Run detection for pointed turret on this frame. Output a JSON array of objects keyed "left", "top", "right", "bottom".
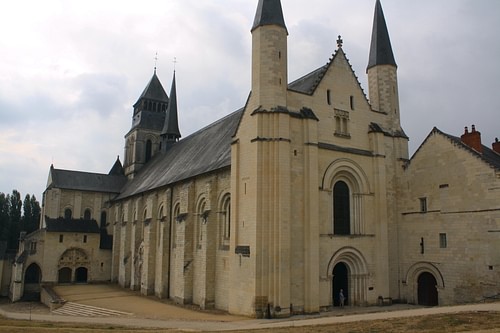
[
  {"left": 161, "top": 72, "right": 181, "bottom": 149},
  {"left": 367, "top": 0, "right": 397, "bottom": 71},
  {"left": 108, "top": 156, "right": 125, "bottom": 176},
  {"left": 252, "top": 0, "right": 287, "bottom": 33},
  {"left": 366, "top": 0, "right": 400, "bottom": 129},
  {"left": 251, "top": 0, "right": 288, "bottom": 108}
]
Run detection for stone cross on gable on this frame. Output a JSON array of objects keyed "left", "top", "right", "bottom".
[{"left": 337, "top": 35, "right": 343, "bottom": 48}]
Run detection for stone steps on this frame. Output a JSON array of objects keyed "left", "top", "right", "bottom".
[{"left": 52, "top": 301, "right": 132, "bottom": 317}]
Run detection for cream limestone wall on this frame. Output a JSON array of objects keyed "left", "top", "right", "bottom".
[
  {"left": 399, "top": 132, "right": 500, "bottom": 304},
  {"left": 114, "top": 169, "right": 232, "bottom": 310},
  {"left": 42, "top": 188, "right": 114, "bottom": 235}
]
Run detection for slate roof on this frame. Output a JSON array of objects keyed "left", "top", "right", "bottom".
[
  {"left": 367, "top": 0, "right": 397, "bottom": 70},
  {"left": 45, "top": 216, "right": 100, "bottom": 233},
  {"left": 117, "top": 108, "right": 244, "bottom": 199},
  {"left": 48, "top": 166, "right": 127, "bottom": 193},
  {"left": 161, "top": 72, "right": 181, "bottom": 138},
  {"left": 133, "top": 71, "right": 169, "bottom": 106},
  {"left": 288, "top": 66, "right": 327, "bottom": 95},
  {"left": 252, "top": 0, "right": 287, "bottom": 33},
  {"left": 108, "top": 157, "right": 125, "bottom": 176}
]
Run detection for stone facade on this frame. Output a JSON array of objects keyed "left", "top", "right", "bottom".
[
  {"left": 8, "top": 0, "right": 499, "bottom": 317},
  {"left": 399, "top": 128, "right": 500, "bottom": 305}
]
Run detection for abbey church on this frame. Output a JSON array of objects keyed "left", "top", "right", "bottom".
[{"left": 7, "top": 0, "right": 499, "bottom": 317}]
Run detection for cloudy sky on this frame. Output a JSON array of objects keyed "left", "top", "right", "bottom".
[{"left": 1, "top": 0, "right": 499, "bottom": 199}]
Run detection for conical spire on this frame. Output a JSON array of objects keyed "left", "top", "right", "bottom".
[
  {"left": 161, "top": 72, "right": 181, "bottom": 143},
  {"left": 367, "top": 0, "right": 397, "bottom": 71},
  {"left": 108, "top": 156, "right": 124, "bottom": 176},
  {"left": 252, "top": 0, "right": 287, "bottom": 33}
]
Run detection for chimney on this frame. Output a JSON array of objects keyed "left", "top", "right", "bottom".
[
  {"left": 460, "top": 125, "right": 483, "bottom": 153},
  {"left": 493, "top": 138, "right": 500, "bottom": 154}
]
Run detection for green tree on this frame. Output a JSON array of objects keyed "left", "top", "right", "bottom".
[
  {"left": 0, "top": 193, "right": 9, "bottom": 243},
  {"left": 8, "top": 190, "right": 22, "bottom": 249},
  {"left": 22, "top": 194, "right": 41, "bottom": 234}
]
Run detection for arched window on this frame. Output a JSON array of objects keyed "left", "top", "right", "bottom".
[
  {"left": 145, "top": 139, "right": 152, "bottom": 163},
  {"left": 197, "top": 199, "right": 207, "bottom": 248},
  {"left": 100, "top": 211, "right": 107, "bottom": 228},
  {"left": 333, "top": 181, "right": 350, "bottom": 235},
  {"left": 64, "top": 208, "right": 72, "bottom": 219},
  {"left": 84, "top": 209, "right": 91, "bottom": 220},
  {"left": 222, "top": 196, "right": 231, "bottom": 240},
  {"left": 172, "top": 203, "right": 180, "bottom": 249},
  {"left": 219, "top": 195, "right": 231, "bottom": 251}
]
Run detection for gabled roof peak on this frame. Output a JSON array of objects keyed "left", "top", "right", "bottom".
[
  {"left": 252, "top": 0, "right": 288, "bottom": 33},
  {"left": 367, "top": 0, "right": 397, "bottom": 71}
]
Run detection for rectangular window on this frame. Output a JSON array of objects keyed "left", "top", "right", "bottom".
[
  {"left": 419, "top": 197, "right": 427, "bottom": 213},
  {"left": 59, "top": 234, "right": 64, "bottom": 243},
  {"left": 83, "top": 235, "right": 87, "bottom": 243},
  {"left": 30, "top": 241, "right": 37, "bottom": 253},
  {"left": 439, "top": 233, "right": 447, "bottom": 248}
]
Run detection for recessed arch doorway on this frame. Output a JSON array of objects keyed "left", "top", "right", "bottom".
[
  {"left": 418, "top": 272, "right": 438, "bottom": 306},
  {"left": 332, "top": 262, "right": 349, "bottom": 306}
]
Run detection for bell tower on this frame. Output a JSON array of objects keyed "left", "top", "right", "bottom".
[{"left": 123, "top": 70, "right": 169, "bottom": 178}]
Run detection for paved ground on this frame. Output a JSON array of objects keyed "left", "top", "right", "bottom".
[{"left": 1, "top": 284, "right": 499, "bottom": 331}]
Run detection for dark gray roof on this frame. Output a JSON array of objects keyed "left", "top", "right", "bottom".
[
  {"left": 288, "top": 66, "right": 327, "bottom": 95},
  {"left": 45, "top": 217, "right": 100, "bottom": 233},
  {"left": 108, "top": 156, "right": 124, "bottom": 176},
  {"left": 367, "top": 0, "right": 397, "bottom": 71},
  {"left": 413, "top": 127, "right": 500, "bottom": 171},
  {"left": 133, "top": 71, "right": 169, "bottom": 106},
  {"left": 48, "top": 166, "right": 127, "bottom": 193},
  {"left": 252, "top": 0, "right": 287, "bottom": 33},
  {"left": 161, "top": 72, "right": 181, "bottom": 139},
  {"left": 117, "top": 109, "right": 244, "bottom": 199}
]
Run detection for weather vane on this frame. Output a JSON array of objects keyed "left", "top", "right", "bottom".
[
  {"left": 173, "top": 57, "right": 178, "bottom": 72},
  {"left": 154, "top": 52, "right": 158, "bottom": 72}
]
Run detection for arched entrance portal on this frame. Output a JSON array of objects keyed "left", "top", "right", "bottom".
[
  {"left": 418, "top": 272, "right": 438, "bottom": 306},
  {"left": 23, "top": 263, "right": 42, "bottom": 301},
  {"left": 75, "top": 267, "right": 88, "bottom": 283},
  {"left": 332, "top": 262, "right": 349, "bottom": 306},
  {"left": 25, "top": 263, "right": 41, "bottom": 284},
  {"left": 58, "top": 267, "right": 72, "bottom": 283}
]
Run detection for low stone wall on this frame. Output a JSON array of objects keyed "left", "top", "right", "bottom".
[{"left": 40, "top": 285, "right": 65, "bottom": 311}]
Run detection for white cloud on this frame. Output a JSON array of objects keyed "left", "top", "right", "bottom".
[{"left": 1, "top": 0, "right": 499, "bottom": 198}]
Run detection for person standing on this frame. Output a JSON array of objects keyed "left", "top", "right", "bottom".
[{"left": 339, "top": 289, "right": 345, "bottom": 308}]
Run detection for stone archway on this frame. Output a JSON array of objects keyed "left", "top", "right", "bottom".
[
  {"left": 58, "top": 248, "right": 90, "bottom": 284},
  {"left": 327, "top": 247, "right": 368, "bottom": 306},
  {"left": 58, "top": 267, "right": 72, "bottom": 283},
  {"left": 332, "top": 262, "right": 349, "bottom": 306},
  {"left": 75, "top": 267, "right": 88, "bottom": 283},
  {"left": 23, "top": 263, "right": 42, "bottom": 301},
  {"left": 24, "top": 263, "right": 41, "bottom": 284},
  {"left": 405, "top": 262, "right": 444, "bottom": 305}
]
